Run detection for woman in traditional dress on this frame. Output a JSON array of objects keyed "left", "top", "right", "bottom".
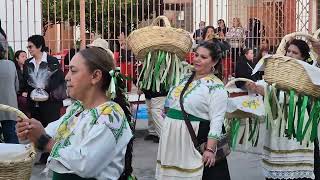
[
  {"left": 156, "top": 41, "right": 231, "bottom": 180},
  {"left": 16, "top": 47, "right": 133, "bottom": 180},
  {"left": 262, "top": 39, "right": 320, "bottom": 180}
]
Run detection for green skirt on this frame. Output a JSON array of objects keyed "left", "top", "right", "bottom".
[{"left": 52, "top": 172, "right": 96, "bottom": 180}]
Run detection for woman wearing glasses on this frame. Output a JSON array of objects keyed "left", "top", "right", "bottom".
[{"left": 22, "top": 35, "right": 65, "bottom": 164}]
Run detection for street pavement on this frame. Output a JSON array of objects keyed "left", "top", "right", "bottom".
[{"left": 31, "top": 119, "right": 265, "bottom": 180}]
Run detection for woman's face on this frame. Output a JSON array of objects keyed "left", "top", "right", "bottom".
[
  {"left": 218, "top": 20, "right": 224, "bottom": 27},
  {"left": 193, "top": 47, "right": 216, "bottom": 75},
  {"left": 245, "top": 50, "right": 254, "bottom": 61},
  {"left": 16, "top": 52, "right": 27, "bottom": 65},
  {"left": 206, "top": 28, "right": 214, "bottom": 35},
  {"left": 65, "top": 53, "right": 99, "bottom": 100},
  {"left": 233, "top": 18, "right": 239, "bottom": 27},
  {"left": 286, "top": 44, "right": 303, "bottom": 60},
  {"left": 27, "top": 42, "right": 42, "bottom": 57}
]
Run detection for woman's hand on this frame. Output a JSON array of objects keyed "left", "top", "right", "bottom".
[
  {"left": 25, "top": 118, "right": 46, "bottom": 143},
  {"left": 16, "top": 118, "right": 46, "bottom": 144},
  {"left": 16, "top": 117, "right": 31, "bottom": 141},
  {"left": 202, "top": 138, "right": 218, "bottom": 167},
  {"left": 255, "top": 85, "right": 265, "bottom": 96},
  {"left": 118, "top": 32, "right": 127, "bottom": 50},
  {"left": 245, "top": 82, "right": 257, "bottom": 92},
  {"left": 202, "top": 149, "right": 216, "bottom": 167},
  {"left": 311, "top": 40, "right": 320, "bottom": 56},
  {"left": 137, "top": 89, "right": 144, "bottom": 96},
  {"left": 22, "top": 92, "right": 28, "bottom": 97},
  {"left": 245, "top": 82, "right": 265, "bottom": 96}
]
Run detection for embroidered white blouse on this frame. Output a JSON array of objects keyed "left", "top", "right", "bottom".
[
  {"left": 164, "top": 73, "right": 228, "bottom": 139},
  {"left": 45, "top": 101, "right": 133, "bottom": 180}
]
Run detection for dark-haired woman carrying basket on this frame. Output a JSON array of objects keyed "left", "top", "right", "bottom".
[
  {"left": 16, "top": 47, "right": 133, "bottom": 180},
  {"left": 156, "top": 41, "right": 231, "bottom": 180}
]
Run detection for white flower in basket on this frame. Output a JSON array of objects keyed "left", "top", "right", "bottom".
[{"left": 28, "top": 68, "right": 57, "bottom": 102}]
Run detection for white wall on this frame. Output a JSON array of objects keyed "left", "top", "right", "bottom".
[
  {"left": 0, "top": 0, "right": 42, "bottom": 52},
  {"left": 192, "top": 0, "right": 228, "bottom": 31}
]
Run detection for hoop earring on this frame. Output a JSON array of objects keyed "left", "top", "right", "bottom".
[{"left": 212, "top": 66, "right": 215, "bottom": 72}]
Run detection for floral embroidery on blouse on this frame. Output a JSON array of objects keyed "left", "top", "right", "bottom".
[
  {"left": 164, "top": 73, "right": 228, "bottom": 140},
  {"left": 50, "top": 101, "right": 129, "bottom": 158},
  {"left": 98, "top": 103, "right": 128, "bottom": 142}
]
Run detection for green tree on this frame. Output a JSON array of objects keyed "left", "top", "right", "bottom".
[{"left": 42, "top": 0, "right": 163, "bottom": 39}]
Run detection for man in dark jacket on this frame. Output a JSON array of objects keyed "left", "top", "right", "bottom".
[{"left": 193, "top": 21, "right": 206, "bottom": 44}]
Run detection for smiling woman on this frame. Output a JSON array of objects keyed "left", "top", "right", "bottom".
[
  {"left": 16, "top": 47, "right": 134, "bottom": 180},
  {"left": 156, "top": 40, "right": 231, "bottom": 180}
]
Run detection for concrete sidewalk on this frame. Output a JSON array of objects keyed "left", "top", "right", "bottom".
[{"left": 31, "top": 120, "right": 265, "bottom": 180}]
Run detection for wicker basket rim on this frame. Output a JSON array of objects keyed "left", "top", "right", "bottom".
[
  {"left": 276, "top": 32, "right": 319, "bottom": 61},
  {"left": 0, "top": 147, "right": 35, "bottom": 165},
  {"left": 127, "top": 16, "right": 192, "bottom": 59}
]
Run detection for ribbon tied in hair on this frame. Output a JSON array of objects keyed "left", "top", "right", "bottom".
[{"left": 108, "top": 69, "right": 117, "bottom": 99}]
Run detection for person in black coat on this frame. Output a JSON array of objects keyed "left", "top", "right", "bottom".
[
  {"left": 14, "top": 50, "right": 29, "bottom": 115},
  {"left": 22, "top": 35, "right": 65, "bottom": 164},
  {"left": 235, "top": 48, "right": 263, "bottom": 94},
  {"left": 217, "top": 19, "right": 228, "bottom": 38},
  {"left": 193, "top": 21, "right": 206, "bottom": 44}
]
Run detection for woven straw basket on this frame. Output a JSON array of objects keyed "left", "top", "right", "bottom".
[
  {"left": 0, "top": 105, "right": 36, "bottom": 180},
  {"left": 127, "top": 16, "right": 192, "bottom": 60},
  {"left": 264, "top": 32, "right": 320, "bottom": 97},
  {"left": 0, "top": 146, "right": 36, "bottom": 180},
  {"left": 225, "top": 78, "right": 257, "bottom": 119},
  {"left": 313, "top": 28, "right": 320, "bottom": 63}
]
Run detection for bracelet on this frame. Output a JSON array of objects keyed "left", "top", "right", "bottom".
[
  {"left": 205, "top": 146, "right": 217, "bottom": 154},
  {"left": 36, "top": 134, "right": 52, "bottom": 151}
]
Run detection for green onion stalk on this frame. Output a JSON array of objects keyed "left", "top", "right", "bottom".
[
  {"left": 264, "top": 85, "right": 320, "bottom": 144},
  {"left": 228, "top": 117, "right": 261, "bottom": 150},
  {"left": 228, "top": 85, "right": 320, "bottom": 149},
  {"left": 137, "top": 50, "right": 192, "bottom": 92}
]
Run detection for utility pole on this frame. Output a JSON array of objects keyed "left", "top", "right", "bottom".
[{"left": 80, "top": 0, "right": 86, "bottom": 49}]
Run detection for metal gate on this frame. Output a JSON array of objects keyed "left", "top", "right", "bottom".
[{"left": 0, "top": 0, "right": 318, "bottom": 91}]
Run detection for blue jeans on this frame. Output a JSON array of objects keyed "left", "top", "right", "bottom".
[{"left": 0, "top": 120, "right": 19, "bottom": 144}]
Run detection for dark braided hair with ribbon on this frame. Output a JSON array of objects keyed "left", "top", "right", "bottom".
[{"left": 81, "top": 47, "right": 135, "bottom": 180}]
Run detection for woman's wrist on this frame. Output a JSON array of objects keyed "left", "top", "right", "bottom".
[
  {"left": 45, "top": 138, "right": 55, "bottom": 152},
  {"left": 205, "top": 146, "right": 217, "bottom": 154},
  {"left": 36, "top": 133, "right": 52, "bottom": 151}
]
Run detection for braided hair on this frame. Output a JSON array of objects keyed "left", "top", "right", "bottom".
[{"left": 80, "top": 47, "right": 135, "bottom": 179}]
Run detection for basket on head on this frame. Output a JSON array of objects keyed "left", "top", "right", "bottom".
[
  {"left": 127, "top": 16, "right": 192, "bottom": 61},
  {"left": 264, "top": 55, "right": 320, "bottom": 97},
  {"left": 264, "top": 32, "right": 320, "bottom": 97},
  {"left": 0, "top": 144, "right": 36, "bottom": 180}
]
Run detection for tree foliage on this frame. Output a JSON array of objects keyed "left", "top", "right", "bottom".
[{"left": 42, "top": 0, "right": 163, "bottom": 39}]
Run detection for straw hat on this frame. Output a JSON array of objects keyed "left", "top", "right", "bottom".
[{"left": 87, "top": 38, "right": 114, "bottom": 57}]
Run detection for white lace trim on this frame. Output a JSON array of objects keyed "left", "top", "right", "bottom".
[{"left": 263, "top": 169, "right": 315, "bottom": 179}]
